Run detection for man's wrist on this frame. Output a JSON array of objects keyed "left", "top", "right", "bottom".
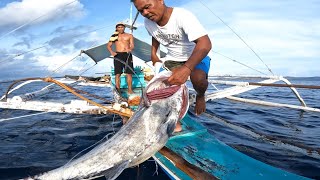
[
  {"left": 152, "top": 60, "right": 162, "bottom": 65},
  {"left": 183, "top": 64, "right": 192, "bottom": 72}
]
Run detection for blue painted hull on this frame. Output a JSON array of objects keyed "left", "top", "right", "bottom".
[{"left": 154, "top": 112, "right": 309, "bottom": 180}]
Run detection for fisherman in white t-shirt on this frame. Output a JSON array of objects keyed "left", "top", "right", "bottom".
[{"left": 133, "top": 0, "right": 212, "bottom": 132}]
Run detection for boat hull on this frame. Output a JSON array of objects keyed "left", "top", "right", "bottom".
[{"left": 154, "top": 113, "right": 309, "bottom": 180}]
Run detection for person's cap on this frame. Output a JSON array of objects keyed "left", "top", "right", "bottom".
[{"left": 115, "top": 22, "right": 125, "bottom": 28}]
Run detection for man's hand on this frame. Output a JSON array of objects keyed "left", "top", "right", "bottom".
[
  {"left": 152, "top": 59, "right": 162, "bottom": 66},
  {"left": 111, "top": 52, "right": 117, "bottom": 57},
  {"left": 167, "top": 65, "right": 192, "bottom": 85},
  {"left": 124, "top": 47, "right": 132, "bottom": 53}
]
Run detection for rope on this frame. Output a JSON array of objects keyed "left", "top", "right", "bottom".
[
  {"left": 72, "top": 88, "right": 113, "bottom": 104},
  {"left": 198, "top": 0, "right": 274, "bottom": 76},
  {"left": 43, "top": 77, "right": 133, "bottom": 117}
]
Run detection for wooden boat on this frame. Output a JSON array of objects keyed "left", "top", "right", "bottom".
[
  {"left": 1, "top": 39, "right": 317, "bottom": 180},
  {"left": 0, "top": 2, "right": 319, "bottom": 180},
  {"left": 114, "top": 77, "right": 310, "bottom": 180}
]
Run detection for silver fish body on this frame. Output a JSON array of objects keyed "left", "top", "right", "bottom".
[{"left": 29, "top": 71, "right": 189, "bottom": 180}]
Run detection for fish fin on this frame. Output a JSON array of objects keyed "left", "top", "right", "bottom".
[{"left": 103, "top": 161, "right": 130, "bottom": 180}]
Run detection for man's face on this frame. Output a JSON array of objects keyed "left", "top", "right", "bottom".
[
  {"left": 116, "top": 25, "right": 125, "bottom": 33},
  {"left": 133, "top": 0, "right": 165, "bottom": 23}
]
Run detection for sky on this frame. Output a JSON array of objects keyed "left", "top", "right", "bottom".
[{"left": 0, "top": 0, "right": 319, "bottom": 80}]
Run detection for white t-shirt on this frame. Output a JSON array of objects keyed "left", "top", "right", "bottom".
[{"left": 144, "top": 7, "right": 207, "bottom": 62}]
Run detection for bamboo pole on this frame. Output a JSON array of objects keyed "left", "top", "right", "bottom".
[{"left": 209, "top": 80, "right": 320, "bottom": 89}]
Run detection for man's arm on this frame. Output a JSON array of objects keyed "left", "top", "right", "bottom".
[
  {"left": 185, "top": 35, "right": 211, "bottom": 71},
  {"left": 168, "top": 35, "right": 212, "bottom": 85},
  {"left": 129, "top": 34, "right": 134, "bottom": 52},
  {"left": 151, "top": 37, "right": 162, "bottom": 66},
  {"left": 107, "top": 41, "right": 117, "bottom": 57}
]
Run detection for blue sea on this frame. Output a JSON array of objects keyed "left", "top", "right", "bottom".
[{"left": 0, "top": 77, "right": 319, "bottom": 180}]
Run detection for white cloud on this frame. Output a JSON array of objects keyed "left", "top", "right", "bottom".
[
  {"left": 0, "top": 0, "right": 85, "bottom": 28},
  {"left": 1, "top": 0, "right": 319, "bottom": 78},
  {"left": 36, "top": 54, "right": 77, "bottom": 72},
  {"left": 179, "top": 0, "right": 320, "bottom": 76}
]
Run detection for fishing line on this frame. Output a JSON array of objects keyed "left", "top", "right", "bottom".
[
  {"left": 152, "top": 159, "right": 159, "bottom": 176},
  {"left": 43, "top": 24, "right": 115, "bottom": 77},
  {"left": 0, "top": 79, "right": 17, "bottom": 84},
  {"left": 79, "top": 64, "right": 97, "bottom": 76},
  {"left": 112, "top": 113, "right": 117, "bottom": 133},
  {"left": 0, "top": 0, "right": 79, "bottom": 41},
  {"left": 198, "top": 0, "right": 274, "bottom": 76},
  {"left": 1, "top": 23, "right": 114, "bottom": 65},
  {"left": 65, "top": 130, "right": 118, "bottom": 179},
  {"left": 69, "top": 41, "right": 99, "bottom": 76},
  {"left": 0, "top": 45, "right": 47, "bottom": 64},
  {"left": 212, "top": 51, "right": 268, "bottom": 76},
  {"left": 64, "top": 139, "right": 105, "bottom": 178},
  {"left": 0, "top": 112, "right": 48, "bottom": 122},
  {"left": 77, "top": 42, "right": 98, "bottom": 76},
  {"left": 65, "top": 131, "right": 115, "bottom": 166},
  {"left": 49, "top": 54, "right": 81, "bottom": 77}
]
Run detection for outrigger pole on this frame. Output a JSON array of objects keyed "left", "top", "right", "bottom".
[
  {"left": 2, "top": 77, "right": 134, "bottom": 117},
  {"left": 210, "top": 80, "right": 320, "bottom": 89},
  {"left": 247, "top": 82, "right": 320, "bottom": 89}
]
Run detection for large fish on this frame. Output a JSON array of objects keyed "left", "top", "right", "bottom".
[{"left": 26, "top": 71, "right": 189, "bottom": 180}]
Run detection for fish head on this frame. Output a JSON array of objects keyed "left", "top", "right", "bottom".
[{"left": 145, "top": 71, "right": 189, "bottom": 121}]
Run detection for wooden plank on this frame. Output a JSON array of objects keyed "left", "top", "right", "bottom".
[{"left": 158, "top": 146, "right": 218, "bottom": 180}]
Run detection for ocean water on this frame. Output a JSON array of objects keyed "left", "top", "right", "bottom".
[{"left": 0, "top": 77, "right": 319, "bottom": 179}]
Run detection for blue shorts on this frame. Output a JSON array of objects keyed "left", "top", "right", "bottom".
[
  {"left": 161, "top": 56, "right": 211, "bottom": 74},
  {"left": 194, "top": 56, "right": 211, "bottom": 74}
]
